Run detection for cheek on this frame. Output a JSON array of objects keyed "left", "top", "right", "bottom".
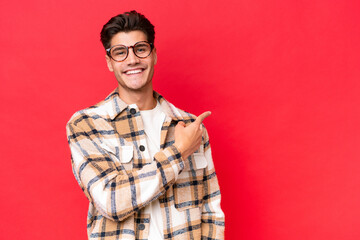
[
  {"left": 114, "top": 69, "right": 123, "bottom": 79},
  {"left": 112, "top": 64, "right": 124, "bottom": 74}
]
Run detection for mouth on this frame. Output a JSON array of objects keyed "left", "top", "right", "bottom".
[{"left": 124, "top": 68, "right": 145, "bottom": 75}]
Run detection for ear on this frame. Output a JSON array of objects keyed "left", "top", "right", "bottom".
[
  {"left": 105, "top": 55, "right": 114, "bottom": 72},
  {"left": 153, "top": 48, "right": 157, "bottom": 65}
]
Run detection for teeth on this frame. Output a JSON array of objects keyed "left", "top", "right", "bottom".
[{"left": 126, "top": 69, "right": 142, "bottom": 75}]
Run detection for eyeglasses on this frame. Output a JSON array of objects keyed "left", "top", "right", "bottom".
[{"left": 106, "top": 41, "right": 154, "bottom": 62}]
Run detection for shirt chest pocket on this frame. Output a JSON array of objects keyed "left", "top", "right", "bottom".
[
  {"left": 100, "top": 143, "right": 134, "bottom": 171},
  {"left": 173, "top": 153, "right": 208, "bottom": 211}
]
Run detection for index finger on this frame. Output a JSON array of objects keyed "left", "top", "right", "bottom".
[{"left": 195, "top": 111, "right": 211, "bottom": 125}]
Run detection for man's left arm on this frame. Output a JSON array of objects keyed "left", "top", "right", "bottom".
[{"left": 201, "top": 126, "right": 225, "bottom": 239}]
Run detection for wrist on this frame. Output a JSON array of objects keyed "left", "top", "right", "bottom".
[
  {"left": 173, "top": 143, "right": 184, "bottom": 154},
  {"left": 175, "top": 143, "right": 191, "bottom": 158}
]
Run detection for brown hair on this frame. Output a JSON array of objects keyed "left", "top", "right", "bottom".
[{"left": 100, "top": 10, "right": 155, "bottom": 50}]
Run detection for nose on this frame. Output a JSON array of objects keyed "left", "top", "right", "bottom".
[{"left": 126, "top": 47, "right": 140, "bottom": 65}]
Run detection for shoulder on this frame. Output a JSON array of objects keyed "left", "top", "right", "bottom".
[
  {"left": 173, "top": 104, "right": 197, "bottom": 122},
  {"left": 157, "top": 93, "right": 197, "bottom": 123},
  {"left": 66, "top": 97, "right": 110, "bottom": 129}
]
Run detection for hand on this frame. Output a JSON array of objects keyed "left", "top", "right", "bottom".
[{"left": 173, "top": 111, "right": 211, "bottom": 160}]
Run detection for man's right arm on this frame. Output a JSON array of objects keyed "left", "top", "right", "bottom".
[{"left": 66, "top": 120, "right": 184, "bottom": 222}]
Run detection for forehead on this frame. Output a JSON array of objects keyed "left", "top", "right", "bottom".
[{"left": 110, "top": 30, "right": 148, "bottom": 46}]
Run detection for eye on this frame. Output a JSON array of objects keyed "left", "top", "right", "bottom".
[
  {"left": 135, "top": 46, "right": 147, "bottom": 52},
  {"left": 112, "top": 47, "right": 127, "bottom": 56},
  {"left": 135, "top": 44, "right": 150, "bottom": 54}
]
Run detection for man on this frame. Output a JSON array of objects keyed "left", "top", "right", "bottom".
[{"left": 66, "top": 10, "right": 225, "bottom": 240}]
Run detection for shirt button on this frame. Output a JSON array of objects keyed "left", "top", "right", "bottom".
[
  {"left": 138, "top": 223, "right": 145, "bottom": 230},
  {"left": 130, "top": 108, "right": 136, "bottom": 114},
  {"left": 139, "top": 145, "right": 145, "bottom": 151}
]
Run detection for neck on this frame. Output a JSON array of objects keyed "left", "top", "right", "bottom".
[{"left": 117, "top": 86, "right": 156, "bottom": 110}]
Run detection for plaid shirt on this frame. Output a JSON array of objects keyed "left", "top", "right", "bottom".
[{"left": 66, "top": 88, "right": 225, "bottom": 240}]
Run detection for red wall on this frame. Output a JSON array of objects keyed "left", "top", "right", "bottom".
[{"left": 1, "top": 0, "right": 360, "bottom": 239}]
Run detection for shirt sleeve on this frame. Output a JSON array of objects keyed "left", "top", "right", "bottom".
[
  {"left": 66, "top": 118, "right": 185, "bottom": 222},
  {"left": 201, "top": 126, "right": 225, "bottom": 239}
]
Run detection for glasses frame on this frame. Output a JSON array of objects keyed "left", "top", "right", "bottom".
[{"left": 106, "top": 41, "right": 154, "bottom": 62}]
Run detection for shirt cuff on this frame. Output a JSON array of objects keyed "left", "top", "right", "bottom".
[{"left": 155, "top": 144, "right": 185, "bottom": 181}]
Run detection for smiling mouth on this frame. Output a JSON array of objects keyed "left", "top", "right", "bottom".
[{"left": 124, "top": 69, "right": 144, "bottom": 75}]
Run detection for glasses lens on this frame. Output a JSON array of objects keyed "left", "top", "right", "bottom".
[
  {"left": 134, "top": 42, "right": 151, "bottom": 58},
  {"left": 111, "top": 46, "right": 127, "bottom": 61}
]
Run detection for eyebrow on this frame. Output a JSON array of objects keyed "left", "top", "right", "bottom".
[
  {"left": 112, "top": 45, "right": 126, "bottom": 48},
  {"left": 111, "top": 41, "right": 148, "bottom": 47},
  {"left": 135, "top": 43, "right": 147, "bottom": 47}
]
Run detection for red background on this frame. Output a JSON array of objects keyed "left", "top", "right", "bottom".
[{"left": 1, "top": 0, "right": 360, "bottom": 239}]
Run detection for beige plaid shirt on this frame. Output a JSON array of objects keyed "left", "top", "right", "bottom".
[{"left": 66, "top": 88, "right": 225, "bottom": 239}]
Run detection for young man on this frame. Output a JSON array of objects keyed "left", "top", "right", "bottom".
[{"left": 66, "top": 11, "right": 225, "bottom": 240}]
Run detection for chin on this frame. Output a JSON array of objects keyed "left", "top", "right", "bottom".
[
  {"left": 117, "top": 77, "right": 152, "bottom": 92},
  {"left": 125, "top": 83, "right": 147, "bottom": 91},
  {"left": 128, "top": 81, "right": 146, "bottom": 89}
]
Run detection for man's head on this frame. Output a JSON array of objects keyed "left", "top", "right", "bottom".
[
  {"left": 101, "top": 11, "right": 157, "bottom": 94},
  {"left": 100, "top": 10, "right": 155, "bottom": 50}
]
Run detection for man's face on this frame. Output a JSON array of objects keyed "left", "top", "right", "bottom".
[{"left": 105, "top": 30, "right": 157, "bottom": 92}]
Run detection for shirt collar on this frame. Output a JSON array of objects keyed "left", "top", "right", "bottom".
[{"left": 105, "top": 88, "right": 185, "bottom": 121}]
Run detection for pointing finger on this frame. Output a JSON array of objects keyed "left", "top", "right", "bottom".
[{"left": 195, "top": 111, "right": 211, "bottom": 125}]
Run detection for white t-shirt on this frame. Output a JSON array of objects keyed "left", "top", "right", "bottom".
[{"left": 140, "top": 101, "right": 166, "bottom": 240}]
